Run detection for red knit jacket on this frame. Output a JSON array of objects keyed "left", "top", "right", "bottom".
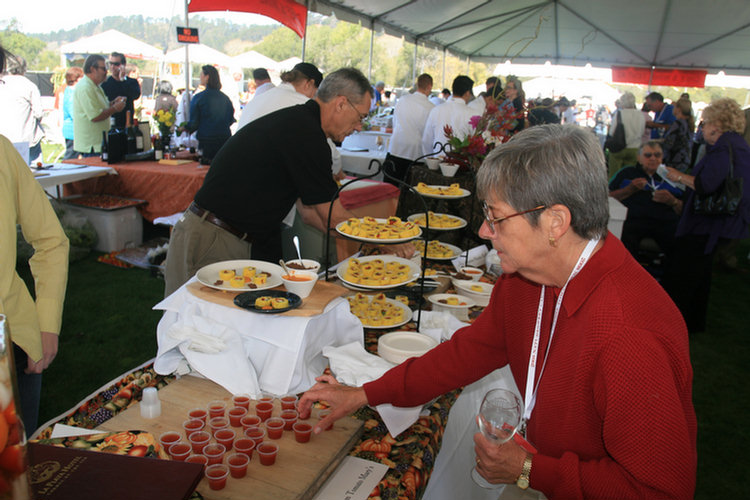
[{"left": 365, "top": 234, "right": 696, "bottom": 499}]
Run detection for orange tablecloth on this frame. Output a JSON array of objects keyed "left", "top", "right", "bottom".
[{"left": 63, "top": 156, "right": 207, "bottom": 222}]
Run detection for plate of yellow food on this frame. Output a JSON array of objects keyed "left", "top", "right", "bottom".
[
  {"left": 414, "top": 240, "right": 463, "bottom": 260},
  {"left": 196, "top": 259, "right": 284, "bottom": 292},
  {"left": 346, "top": 292, "right": 413, "bottom": 329},
  {"left": 407, "top": 212, "right": 468, "bottom": 231},
  {"left": 234, "top": 290, "right": 301, "bottom": 314},
  {"left": 335, "top": 216, "right": 422, "bottom": 243},
  {"left": 414, "top": 182, "right": 471, "bottom": 199},
  {"left": 337, "top": 255, "right": 420, "bottom": 289}
]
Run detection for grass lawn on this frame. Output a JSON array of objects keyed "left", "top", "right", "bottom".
[{"left": 17, "top": 235, "right": 750, "bottom": 499}]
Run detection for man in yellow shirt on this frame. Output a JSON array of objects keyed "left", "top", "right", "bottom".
[{"left": 1, "top": 48, "right": 69, "bottom": 434}]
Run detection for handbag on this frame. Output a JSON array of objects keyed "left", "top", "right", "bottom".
[
  {"left": 605, "top": 111, "right": 627, "bottom": 153},
  {"left": 693, "top": 143, "right": 744, "bottom": 216}
]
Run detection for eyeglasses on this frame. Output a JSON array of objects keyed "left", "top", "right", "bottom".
[
  {"left": 481, "top": 201, "right": 546, "bottom": 235},
  {"left": 345, "top": 97, "right": 368, "bottom": 121},
  {"left": 107, "top": 61, "right": 122, "bottom": 67},
  {"left": 642, "top": 152, "right": 663, "bottom": 158},
  {"left": 94, "top": 65, "right": 107, "bottom": 71}
]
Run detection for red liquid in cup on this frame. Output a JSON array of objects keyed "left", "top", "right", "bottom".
[
  {"left": 255, "top": 401, "right": 274, "bottom": 422},
  {"left": 159, "top": 431, "right": 181, "bottom": 453},
  {"left": 186, "top": 454, "right": 208, "bottom": 466},
  {"left": 227, "top": 453, "right": 249, "bottom": 478},
  {"left": 206, "top": 464, "right": 229, "bottom": 490},
  {"left": 215, "top": 428, "right": 235, "bottom": 450},
  {"left": 241, "top": 414, "right": 261, "bottom": 429},
  {"left": 257, "top": 443, "right": 278, "bottom": 466},
  {"left": 169, "top": 442, "right": 191, "bottom": 461},
  {"left": 228, "top": 407, "right": 247, "bottom": 427},
  {"left": 232, "top": 395, "right": 251, "bottom": 410},
  {"left": 293, "top": 422, "right": 312, "bottom": 443},
  {"left": 280, "top": 396, "right": 297, "bottom": 410},
  {"left": 183, "top": 418, "right": 204, "bottom": 438},
  {"left": 281, "top": 410, "right": 298, "bottom": 431},
  {"left": 188, "top": 408, "right": 208, "bottom": 423},
  {"left": 209, "top": 416, "right": 229, "bottom": 436},
  {"left": 266, "top": 418, "right": 284, "bottom": 439},
  {"left": 209, "top": 402, "right": 226, "bottom": 419},
  {"left": 188, "top": 431, "right": 211, "bottom": 454},
  {"left": 233, "top": 438, "right": 256, "bottom": 459},
  {"left": 245, "top": 427, "right": 266, "bottom": 446},
  {"left": 204, "top": 443, "right": 226, "bottom": 465}
]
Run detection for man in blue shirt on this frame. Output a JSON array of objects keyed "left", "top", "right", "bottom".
[{"left": 646, "top": 92, "right": 675, "bottom": 139}]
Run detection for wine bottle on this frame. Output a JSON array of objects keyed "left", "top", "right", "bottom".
[
  {"left": 154, "top": 135, "right": 163, "bottom": 160},
  {"left": 100, "top": 130, "right": 109, "bottom": 162},
  {"left": 134, "top": 119, "right": 144, "bottom": 152},
  {"left": 107, "top": 116, "right": 126, "bottom": 164},
  {"left": 126, "top": 111, "right": 137, "bottom": 155}
]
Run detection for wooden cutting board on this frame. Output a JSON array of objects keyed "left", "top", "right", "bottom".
[
  {"left": 186, "top": 280, "right": 349, "bottom": 317},
  {"left": 96, "top": 375, "right": 363, "bottom": 500}
]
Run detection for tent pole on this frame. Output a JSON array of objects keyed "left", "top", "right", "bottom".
[
  {"left": 442, "top": 48, "right": 446, "bottom": 89},
  {"left": 412, "top": 40, "right": 418, "bottom": 83},
  {"left": 301, "top": 0, "right": 309, "bottom": 61},
  {"left": 368, "top": 20, "right": 374, "bottom": 81},
  {"left": 184, "top": 0, "right": 191, "bottom": 121}
]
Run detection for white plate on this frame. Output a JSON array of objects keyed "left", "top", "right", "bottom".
[
  {"left": 378, "top": 331, "right": 439, "bottom": 364},
  {"left": 415, "top": 241, "right": 463, "bottom": 261},
  {"left": 427, "top": 293, "right": 476, "bottom": 309},
  {"left": 196, "top": 259, "right": 284, "bottom": 292},
  {"left": 453, "top": 281, "right": 494, "bottom": 307},
  {"left": 347, "top": 296, "right": 413, "bottom": 329},
  {"left": 337, "top": 255, "right": 420, "bottom": 290},
  {"left": 334, "top": 218, "right": 422, "bottom": 244},
  {"left": 407, "top": 213, "right": 468, "bottom": 231},
  {"left": 415, "top": 184, "right": 471, "bottom": 199}
]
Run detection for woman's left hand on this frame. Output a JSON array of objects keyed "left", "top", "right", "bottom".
[
  {"left": 663, "top": 166, "right": 682, "bottom": 183},
  {"left": 473, "top": 431, "right": 529, "bottom": 485}
]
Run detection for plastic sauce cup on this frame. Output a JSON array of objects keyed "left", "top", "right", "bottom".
[
  {"left": 258, "top": 393, "right": 274, "bottom": 404},
  {"left": 205, "top": 464, "right": 229, "bottom": 490},
  {"left": 159, "top": 431, "right": 181, "bottom": 453},
  {"left": 318, "top": 409, "right": 334, "bottom": 430},
  {"left": 293, "top": 422, "right": 313, "bottom": 443},
  {"left": 208, "top": 400, "right": 227, "bottom": 419},
  {"left": 188, "top": 431, "right": 211, "bottom": 454},
  {"left": 255, "top": 402, "right": 274, "bottom": 422},
  {"left": 257, "top": 442, "right": 279, "bottom": 466},
  {"left": 244, "top": 426, "right": 266, "bottom": 446},
  {"left": 280, "top": 395, "right": 298, "bottom": 411},
  {"left": 183, "top": 418, "right": 205, "bottom": 438},
  {"left": 203, "top": 443, "right": 227, "bottom": 466},
  {"left": 228, "top": 406, "right": 248, "bottom": 427},
  {"left": 227, "top": 452, "right": 250, "bottom": 478},
  {"left": 232, "top": 394, "right": 251, "bottom": 410},
  {"left": 240, "top": 414, "right": 261, "bottom": 430},
  {"left": 188, "top": 407, "right": 208, "bottom": 423},
  {"left": 169, "top": 442, "right": 192, "bottom": 461},
  {"left": 215, "top": 428, "right": 236, "bottom": 450},
  {"left": 209, "top": 416, "right": 229, "bottom": 436},
  {"left": 233, "top": 437, "right": 256, "bottom": 459},
  {"left": 186, "top": 454, "right": 208, "bottom": 466},
  {"left": 281, "top": 410, "right": 298, "bottom": 431},
  {"left": 265, "top": 417, "right": 284, "bottom": 439}
]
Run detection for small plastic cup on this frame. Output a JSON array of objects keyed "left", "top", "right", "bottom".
[
  {"left": 208, "top": 400, "right": 227, "bottom": 419},
  {"left": 280, "top": 394, "right": 298, "bottom": 411},
  {"left": 205, "top": 464, "right": 229, "bottom": 490},
  {"left": 265, "top": 417, "right": 284, "bottom": 439},
  {"left": 257, "top": 442, "right": 279, "bottom": 466},
  {"left": 255, "top": 402, "right": 274, "bottom": 422},
  {"left": 227, "top": 452, "right": 250, "bottom": 478},
  {"left": 188, "top": 407, "right": 208, "bottom": 423},
  {"left": 293, "top": 422, "right": 313, "bottom": 443},
  {"left": 244, "top": 426, "right": 266, "bottom": 446},
  {"left": 318, "top": 409, "right": 334, "bottom": 431},
  {"left": 233, "top": 437, "right": 256, "bottom": 459},
  {"left": 182, "top": 418, "right": 205, "bottom": 438},
  {"left": 209, "top": 416, "right": 229, "bottom": 436},
  {"left": 241, "top": 414, "right": 261, "bottom": 430},
  {"left": 203, "top": 443, "right": 227, "bottom": 466},
  {"left": 186, "top": 454, "right": 208, "bottom": 466},
  {"left": 215, "top": 428, "right": 236, "bottom": 450},
  {"left": 188, "top": 430, "right": 211, "bottom": 454},
  {"left": 232, "top": 394, "right": 251, "bottom": 410},
  {"left": 281, "top": 410, "right": 298, "bottom": 431},
  {"left": 168, "top": 442, "right": 192, "bottom": 461},
  {"left": 158, "top": 431, "right": 181, "bottom": 453},
  {"left": 258, "top": 393, "right": 274, "bottom": 404},
  {"left": 228, "top": 406, "right": 248, "bottom": 427}
]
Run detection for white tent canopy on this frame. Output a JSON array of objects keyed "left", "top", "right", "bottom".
[
  {"left": 277, "top": 57, "right": 302, "bottom": 72},
  {"left": 231, "top": 51, "right": 278, "bottom": 70},
  {"left": 163, "top": 44, "right": 233, "bottom": 68},
  {"left": 59, "top": 29, "right": 163, "bottom": 61}
]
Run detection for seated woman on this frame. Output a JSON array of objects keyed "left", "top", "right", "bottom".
[
  {"left": 300, "top": 125, "right": 696, "bottom": 500},
  {"left": 181, "top": 65, "right": 235, "bottom": 164},
  {"left": 662, "top": 98, "right": 694, "bottom": 173}
]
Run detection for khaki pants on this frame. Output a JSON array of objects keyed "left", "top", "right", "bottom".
[
  {"left": 164, "top": 209, "right": 252, "bottom": 297},
  {"left": 608, "top": 147, "right": 639, "bottom": 179}
]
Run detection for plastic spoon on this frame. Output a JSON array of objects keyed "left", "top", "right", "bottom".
[
  {"left": 279, "top": 260, "right": 292, "bottom": 276},
  {"left": 292, "top": 236, "right": 303, "bottom": 264}
]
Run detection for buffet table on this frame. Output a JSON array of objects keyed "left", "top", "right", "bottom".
[{"left": 33, "top": 163, "right": 116, "bottom": 197}]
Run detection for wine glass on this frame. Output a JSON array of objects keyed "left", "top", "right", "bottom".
[{"left": 471, "top": 388, "right": 523, "bottom": 488}]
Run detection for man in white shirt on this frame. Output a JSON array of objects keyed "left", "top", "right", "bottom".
[
  {"left": 0, "top": 55, "right": 45, "bottom": 163},
  {"left": 251, "top": 68, "right": 274, "bottom": 98},
  {"left": 384, "top": 73, "right": 434, "bottom": 185},
  {"left": 468, "top": 76, "right": 499, "bottom": 113},
  {"left": 422, "top": 75, "right": 475, "bottom": 157}
]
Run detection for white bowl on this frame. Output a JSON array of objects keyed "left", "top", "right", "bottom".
[
  {"left": 280, "top": 270, "right": 318, "bottom": 299},
  {"left": 378, "top": 331, "right": 439, "bottom": 364},
  {"left": 285, "top": 258, "right": 321, "bottom": 274},
  {"left": 439, "top": 162, "right": 459, "bottom": 177},
  {"left": 453, "top": 281, "right": 493, "bottom": 307},
  {"left": 428, "top": 293, "right": 476, "bottom": 321},
  {"left": 425, "top": 157, "right": 440, "bottom": 170},
  {"left": 459, "top": 266, "right": 483, "bottom": 281}
]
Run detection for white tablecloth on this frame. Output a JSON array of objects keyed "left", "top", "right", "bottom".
[
  {"left": 153, "top": 278, "right": 363, "bottom": 397},
  {"left": 338, "top": 148, "right": 387, "bottom": 180}
]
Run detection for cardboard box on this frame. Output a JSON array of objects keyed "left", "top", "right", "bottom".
[
  {"left": 608, "top": 196, "right": 628, "bottom": 239},
  {"left": 62, "top": 196, "right": 144, "bottom": 252}
]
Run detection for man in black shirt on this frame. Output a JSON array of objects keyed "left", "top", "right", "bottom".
[
  {"left": 164, "top": 68, "right": 375, "bottom": 296},
  {"left": 101, "top": 52, "right": 141, "bottom": 128}
]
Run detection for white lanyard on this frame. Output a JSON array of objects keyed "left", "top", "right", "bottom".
[{"left": 521, "top": 238, "right": 600, "bottom": 431}]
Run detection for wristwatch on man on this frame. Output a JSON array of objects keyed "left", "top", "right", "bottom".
[{"left": 516, "top": 453, "right": 533, "bottom": 489}]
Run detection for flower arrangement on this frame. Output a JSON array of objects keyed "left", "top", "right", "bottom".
[
  {"left": 442, "top": 100, "right": 524, "bottom": 171},
  {"left": 154, "top": 107, "right": 176, "bottom": 139}
]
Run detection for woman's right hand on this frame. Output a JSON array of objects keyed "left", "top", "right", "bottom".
[{"left": 298, "top": 375, "right": 369, "bottom": 434}]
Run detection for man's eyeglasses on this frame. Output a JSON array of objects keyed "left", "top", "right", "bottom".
[
  {"left": 481, "top": 201, "right": 546, "bottom": 235},
  {"left": 107, "top": 61, "right": 122, "bottom": 67},
  {"left": 642, "top": 152, "right": 663, "bottom": 158},
  {"left": 345, "top": 97, "right": 368, "bottom": 121},
  {"left": 94, "top": 65, "right": 107, "bottom": 71}
]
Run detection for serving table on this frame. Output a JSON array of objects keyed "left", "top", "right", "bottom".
[{"left": 32, "top": 163, "right": 116, "bottom": 197}]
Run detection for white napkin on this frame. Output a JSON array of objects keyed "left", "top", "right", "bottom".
[
  {"left": 323, "top": 342, "right": 422, "bottom": 438},
  {"left": 452, "top": 245, "right": 488, "bottom": 270},
  {"left": 417, "top": 310, "right": 470, "bottom": 343},
  {"left": 168, "top": 323, "right": 227, "bottom": 353}
]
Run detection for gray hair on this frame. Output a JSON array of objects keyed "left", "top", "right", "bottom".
[
  {"left": 619, "top": 91, "right": 636, "bottom": 109},
  {"left": 83, "top": 54, "right": 105, "bottom": 74},
  {"left": 316, "top": 68, "right": 373, "bottom": 105},
  {"left": 638, "top": 140, "right": 663, "bottom": 156},
  {"left": 477, "top": 124, "right": 609, "bottom": 240}
]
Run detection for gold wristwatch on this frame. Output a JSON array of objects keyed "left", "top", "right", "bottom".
[{"left": 516, "top": 453, "right": 533, "bottom": 490}]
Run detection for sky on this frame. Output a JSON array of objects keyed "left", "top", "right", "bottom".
[{"left": 2, "top": 0, "right": 277, "bottom": 34}]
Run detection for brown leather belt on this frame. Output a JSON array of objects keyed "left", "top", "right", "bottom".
[{"left": 188, "top": 202, "right": 253, "bottom": 243}]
